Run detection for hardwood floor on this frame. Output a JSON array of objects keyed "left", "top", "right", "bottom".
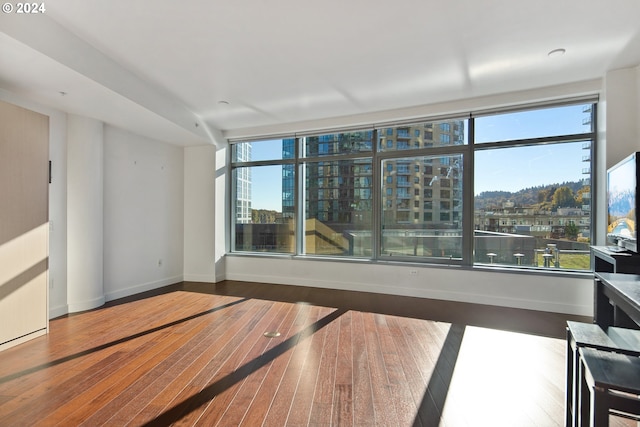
[{"left": 0, "top": 280, "right": 633, "bottom": 426}]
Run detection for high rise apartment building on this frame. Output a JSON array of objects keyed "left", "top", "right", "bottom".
[
  {"left": 277, "top": 124, "right": 466, "bottom": 227},
  {"left": 234, "top": 141, "right": 252, "bottom": 224},
  {"left": 276, "top": 124, "right": 465, "bottom": 251},
  {"left": 380, "top": 122, "right": 465, "bottom": 231},
  {"left": 303, "top": 132, "right": 373, "bottom": 228},
  {"left": 281, "top": 138, "right": 296, "bottom": 220}
]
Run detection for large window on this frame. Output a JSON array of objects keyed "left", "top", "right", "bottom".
[
  {"left": 381, "top": 154, "right": 463, "bottom": 260},
  {"left": 232, "top": 139, "right": 296, "bottom": 254},
  {"left": 231, "top": 101, "right": 596, "bottom": 272},
  {"left": 474, "top": 104, "right": 590, "bottom": 143},
  {"left": 304, "top": 158, "right": 373, "bottom": 257},
  {"left": 473, "top": 103, "right": 594, "bottom": 270},
  {"left": 303, "top": 131, "right": 373, "bottom": 257}
]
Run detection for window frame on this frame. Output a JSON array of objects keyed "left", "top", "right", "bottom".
[{"left": 229, "top": 98, "right": 597, "bottom": 273}]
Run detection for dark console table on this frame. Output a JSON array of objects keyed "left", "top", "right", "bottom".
[
  {"left": 566, "top": 251, "right": 640, "bottom": 425},
  {"left": 594, "top": 272, "right": 640, "bottom": 329},
  {"left": 591, "top": 245, "right": 640, "bottom": 274}
]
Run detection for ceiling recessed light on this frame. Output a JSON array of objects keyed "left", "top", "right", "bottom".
[{"left": 548, "top": 48, "right": 566, "bottom": 57}]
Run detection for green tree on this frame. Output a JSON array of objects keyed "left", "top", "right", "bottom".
[
  {"left": 552, "top": 186, "right": 577, "bottom": 208},
  {"left": 576, "top": 185, "right": 590, "bottom": 206},
  {"left": 538, "top": 189, "right": 551, "bottom": 203},
  {"left": 565, "top": 222, "right": 579, "bottom": 240}
]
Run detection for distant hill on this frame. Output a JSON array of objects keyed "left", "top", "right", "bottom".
[{"left": 475, "top": 181, "right": 586, "bottom": 210}]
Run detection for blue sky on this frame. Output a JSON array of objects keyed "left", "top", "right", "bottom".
[
  {"left": 249, "top": 164, "right": 284, "bottom": 211},
  {"left": 474, "top": 142, "right": 587, "bottom": 196},
  {"left": 245, "top": 104, "right": 591, "bottom": 210}
]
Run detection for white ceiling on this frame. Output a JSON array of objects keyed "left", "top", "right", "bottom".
[{"left": 1, "top": 0, "right": 640, "bottom": 145}]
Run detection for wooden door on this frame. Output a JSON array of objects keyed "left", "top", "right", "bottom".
[{"left": 0, "top": 100, "right": 49, "bottom": 350}]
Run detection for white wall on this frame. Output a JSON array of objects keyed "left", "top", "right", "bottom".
[
  {"left": 225, "top": 257, "right": 593, "bottom": 314},
  {"left": 103, "top": 125, "right": 184, "bottom": 301},
  {"left": 1, "top": 90, "right": 187, "bottom": 317},
  {"left": 224, "top": 79, "right": 602, "bottom": 141},
  {"left": 637, "top": 65, "right": 640, "bottom": 143}
]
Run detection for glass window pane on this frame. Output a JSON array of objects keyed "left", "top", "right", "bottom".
[
  {"left": 381, "top": 154, "right": 463, "bottom": 260},
  {"left": 233, "top": 165, "right": 295, "bottom": 253},
  {"left": 474, "top": 104, "right": 593, "bottom": 143},
  {"left": 232, "top": 138, "right": 295, "bottom": 162},
  {"left": 473, "top": 141, "right": 592, "bottom": 270},
  {"left": 304, "top": 131, "right": 373, "bottom": 157},
  {"left": 304, "top": 159, "right": 373, "bottom": 257},
  {"left": 378, "top": 119, "right": 467, "bottom": 152}
]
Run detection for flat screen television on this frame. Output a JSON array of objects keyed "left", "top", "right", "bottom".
[{"left": 607, "top": 151, "right": 639, "bottom": 253}]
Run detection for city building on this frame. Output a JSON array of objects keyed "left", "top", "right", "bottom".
[{"left": 234, "top": 141, "right": 252, "bottom": 224}]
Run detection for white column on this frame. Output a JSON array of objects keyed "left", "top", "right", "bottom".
[
  {"left": 67, "top": 114, "right": 105, "bottom": 311},
  {"left": 604, "top": 67, "right": 639, "bottom": 166},
  {"left": 215, "top": 144, "right": 228, "bottom": 280},
  {"left": 183, "top": 145, "right": 218, "bottom": 282},
  {"left": 597, "top": 67, "right": 640, "bottom": 244}
]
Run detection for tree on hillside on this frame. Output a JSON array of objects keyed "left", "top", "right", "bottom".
[
  {"left": 576, "top": 186, "right": 590, "bottom": 206},
  {"left": 475, "top": 181, "right": 585, "bottom": 210},
  {"left": 552, "top": 186, "right": 577, "bottom": 208},
  {"left": 538, "top": 189, "right": 549, "bottom": 203}
]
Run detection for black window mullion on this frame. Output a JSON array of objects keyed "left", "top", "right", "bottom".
[
  {"left": 372, "top": 128, "right": 381, "bottom": 260},
  {"left": 463, "top": 116, "right": 475, "bottom": 266}
]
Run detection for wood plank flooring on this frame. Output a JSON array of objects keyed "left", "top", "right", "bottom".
[{"left": 0, "top": 280, "right": 634, "bottom": 426}]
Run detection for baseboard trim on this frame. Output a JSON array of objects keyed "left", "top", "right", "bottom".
[
  {"left": 105, "top": 276, "right": 184, "bottom": 302},
  {"left": 49, "top": 304, "right": 69, "bottom": 319},
  {"left": 225, "top": 271, "right": 592, "bottom": 316},
  {"left": 68, "top": 296, "right": 106, "bottom": 313},
  {"left": 183, "top": 274, "right": 218, "bottom": 283}
]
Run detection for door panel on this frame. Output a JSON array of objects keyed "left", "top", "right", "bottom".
[{"left": 0, "top": 100, "right": 49, "bottom": 348}]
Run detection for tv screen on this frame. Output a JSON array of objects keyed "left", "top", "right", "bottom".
[{"left": 607, "top": 152, "right": 638, "bottom": 252}]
